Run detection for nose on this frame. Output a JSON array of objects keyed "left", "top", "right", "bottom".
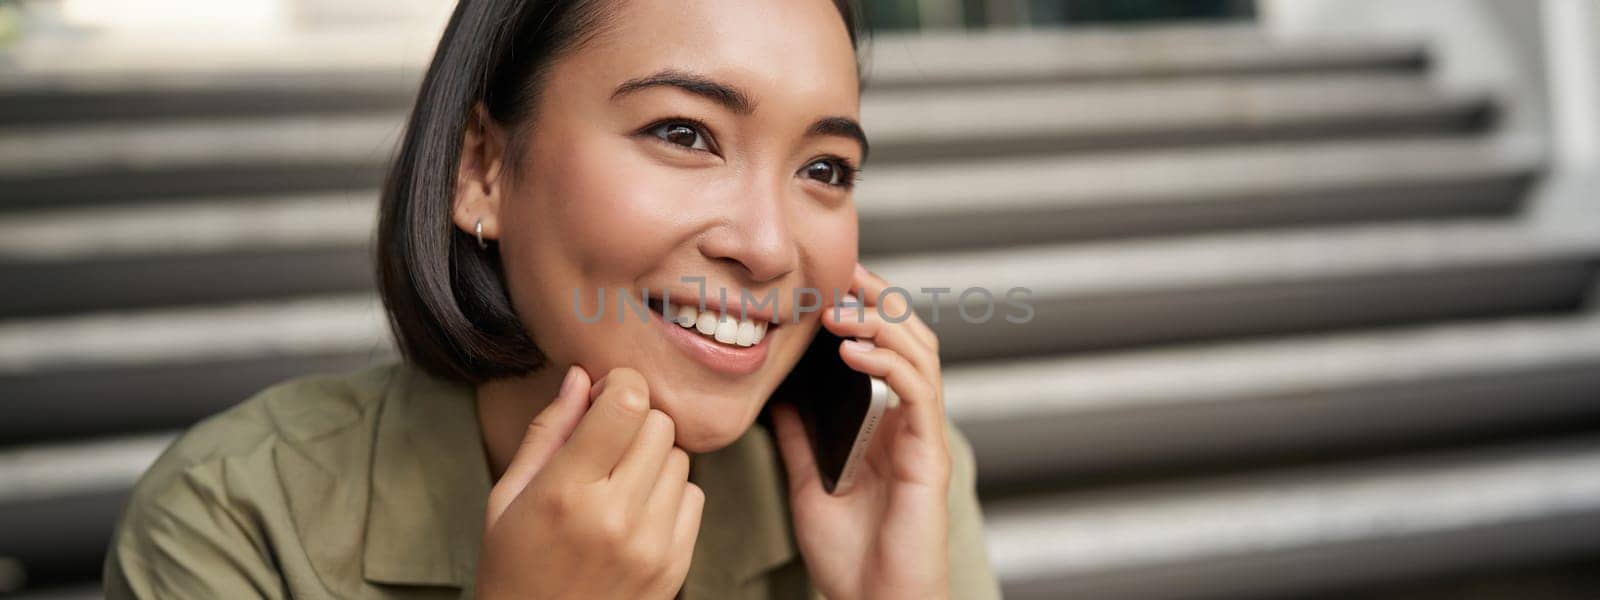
[{"left": 697, "top": 172, "right": 799, "bottom": 283}]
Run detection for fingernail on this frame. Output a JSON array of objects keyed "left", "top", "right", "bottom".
[
  {"left": 843, "top": 338, "right": 875, "bottom": 353},
  {"left": 855, "top": 263, "right": 870, "bottom": 279},
  {"left": 843, "top": 293, "right": 859, "bottom": 303},
  {"left": 557, "top": 365, "right": 580, "bottom": 399}
]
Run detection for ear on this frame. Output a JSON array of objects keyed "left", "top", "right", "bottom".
[{"left": 452, "top": 103, "right": 511, "bottom": 246}]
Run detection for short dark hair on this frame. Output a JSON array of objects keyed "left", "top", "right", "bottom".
[{"left": 376, "top": 0, "right": 869, "bottom": 384}]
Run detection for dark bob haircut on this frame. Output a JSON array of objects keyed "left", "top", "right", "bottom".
[{"left": 376, "top": 0, "right": 869, "bottom": 384}]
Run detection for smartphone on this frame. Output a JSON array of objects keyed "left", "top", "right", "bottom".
[{"left": 768, "top": 327, "right": 893, "bottom": 495}]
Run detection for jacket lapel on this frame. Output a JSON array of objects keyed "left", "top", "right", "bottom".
[
  {"left": 682, "top": 422, "right": 802, "bottom": 598},
  {"left": 362, "top": 364, "right": 491, "bottom": 589}
]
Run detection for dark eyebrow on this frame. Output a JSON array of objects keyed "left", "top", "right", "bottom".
[
  {"left": 613, "top": 68, "right": 868, "bottom": 162},
  {"left": 809, "top": 116, "right": 870, "bottom": 163},
  {"left": 611, "top": 68, "right": 754, "bottom": 115}
]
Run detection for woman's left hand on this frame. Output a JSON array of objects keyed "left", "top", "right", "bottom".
[{"left": 773, "top": 263, "right": 951, "bottom": 600}]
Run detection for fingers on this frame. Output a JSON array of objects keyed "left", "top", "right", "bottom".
[
  {"left": 834, "top": 261, "right": 945, "bottom": 420},
  {"left": 824, "top": 303, "right": 938, "bottom": 375},
  {"left": 660, "top": 482, "right": 705, "bottom": 591},
  {"left": 630, "top": 446, "right": 690, "bottom": 561},
  {"left": 546, "top": 368, "right": 653, "bottom": 483},
  {"left": 478, "top": 365, "right": 705, "bottom": 600},
  {"left": 771, "top": 403, "right": 821, "bottom": 495},
  {"left": 613, "top": 409, "right": 677, "bottom": 509},
  {"left": 487, "top": 365, "right": 592, "bottom": 528},
  {"left": 672, "top": 482, "right": 705, "bottom": 550},
  {"left": 644, "top": 448, "right": 691, "bottom": 517},
  {"left": 638, "top": 448, "right": 700, "bottom": 597},
  {"left": 850, "top": 263, "right": 940, "bottom": 353},
  {"left": 838, "top": 341, "right": 944, "bottom": 448}
]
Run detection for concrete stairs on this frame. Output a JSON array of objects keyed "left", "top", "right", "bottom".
[{"left": 3, "top": 24, "right": 1599, "bottom": 598}]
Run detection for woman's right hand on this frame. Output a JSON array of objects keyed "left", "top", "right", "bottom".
[{"left": 475, "top": 366, "right": 705, "bottom": 600}]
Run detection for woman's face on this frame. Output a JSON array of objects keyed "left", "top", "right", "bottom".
[{"left": 494, "top": 0, "right": 862, "bottom": 452}]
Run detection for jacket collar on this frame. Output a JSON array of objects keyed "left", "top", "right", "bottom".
[
  {"left": 363, "top": 363, "right": 490, "bottom": 588},
  {"left": 361, "top": 363, "right": 799, "bottom": 593},
  {"left": 682, "top": 418, "right": 801, "bottom": 595}
]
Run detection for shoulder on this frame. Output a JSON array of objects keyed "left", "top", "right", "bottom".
[
  {"left": 139, "top": 362, "right": 403, "bottom": 484},
  {"left": 944, "top": 419, "right": 1002, "bottom": 600},
  {"left": 946, "top": 418, "right": 978, "bottom": 487},
  {"left": 105, "top": 362, "right": 414, "bottom": 598},
  {"left": 116, "top": 362, "right": 410, "bottom": 522}
]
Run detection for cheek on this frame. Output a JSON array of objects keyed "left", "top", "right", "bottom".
[
  {"left": 495, "top": 135, "right": 694, "bottom": 364},
  {"left": 796, "top": 206, "right": 859, "bottom": 297},
  {"left": 504, "top": 132, "right": 711, "bottom": 310},
  {"left": 532, "top": 141, "right": 689, "bottom": 277}
]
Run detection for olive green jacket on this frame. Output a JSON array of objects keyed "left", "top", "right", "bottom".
[{"left": 103, "top": 362, "right": 1001, "bottom": 599}]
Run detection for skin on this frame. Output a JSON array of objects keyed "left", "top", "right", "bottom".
[{"left": 455, "top": 1, "right": 952, "bottom": 598}]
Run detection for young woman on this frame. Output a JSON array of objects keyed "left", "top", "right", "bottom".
[{"left": 104, "top": 1, "right": 999, "bottom": 598}]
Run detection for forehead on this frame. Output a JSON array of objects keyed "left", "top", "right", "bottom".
[{"left": 556, "top": 0, "right": 860, "bottom": 115}]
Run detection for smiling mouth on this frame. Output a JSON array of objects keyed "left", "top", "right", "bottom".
[{"left": 646, "top": 296, "right": 776, "bottom": 348}]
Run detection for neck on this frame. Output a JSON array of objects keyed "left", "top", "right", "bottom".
[{"left": 475, "top": 365, "right": 567, "bottom": 481}]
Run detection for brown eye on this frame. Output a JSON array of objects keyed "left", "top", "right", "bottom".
[
  {"left": 803, "top": 159, "right": 851, "bottom": 187},
  {"left": 648, "top": 121, "right": 710, "bottom": 151}
]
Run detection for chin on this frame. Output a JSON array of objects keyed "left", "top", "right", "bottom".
[
  {"left": 640, "top": 352, "right": 799, "bottom": 453},
  {"left": 660, "top": 392, "right": 768, "bottom": 453}
]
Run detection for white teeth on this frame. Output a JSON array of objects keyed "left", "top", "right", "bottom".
[
  {"left": 695, "top": 310, "right": 718, "bottom": 335},
  {"left": 735, "top": 320, "right": 757, "bottom": 347},
  {"left": 714, "top": 314, "right": 738, "bottom": 344},
  {"left": 662, "top": 299, "right": 773, "bottom": 348},
  {"left": 674, "top": 303, "right": 698, "bottom": 327}
]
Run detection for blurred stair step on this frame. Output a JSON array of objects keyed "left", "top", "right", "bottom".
[
  {"left": 0, "top": 296, "right": 391, "bottom": 443},
  {"left": 0, "top": 71, "right": 419, "bottom": 126},
  {"left": 858, "top": 136, "right": 1538, "bottom": 253},
  {"left": 988, "top": 435, "right": 1600, "bottom": 599},
  {"left": 873, "top": 219, "right": 1600, "bottom": 361},
  {"left": 0, "top": 115, "right": 401, "bottom": 207},
  {"left": 946, "top": 309, "right": 1600, "bottom": 486},
  {"left": 0, "top": 434, "right": 174, "bottom": 586},
  {"left": 0, "top": 247, "right": 372, "bottom": 318},
  {"left": 0, "top": 192, "right": 376, "bottom": 316},
  {"left": 0, "top": 116, "right": 401, "bottom": 180},
  {"left": 0, "top": 351, "right": 387, "bottom": 445},
  {"left": 863, "top": 74, "right": 1490, "bottom": 163},
  {"left": 0, "top": 295, "right": 388, "bottom": 374},
  {"left": 867, "top": 25, "right": 1427, "bottom": 89}
]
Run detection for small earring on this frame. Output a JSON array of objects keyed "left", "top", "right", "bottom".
[{"left": 475, "top": 219, "right": 488, "bottom": 250}]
